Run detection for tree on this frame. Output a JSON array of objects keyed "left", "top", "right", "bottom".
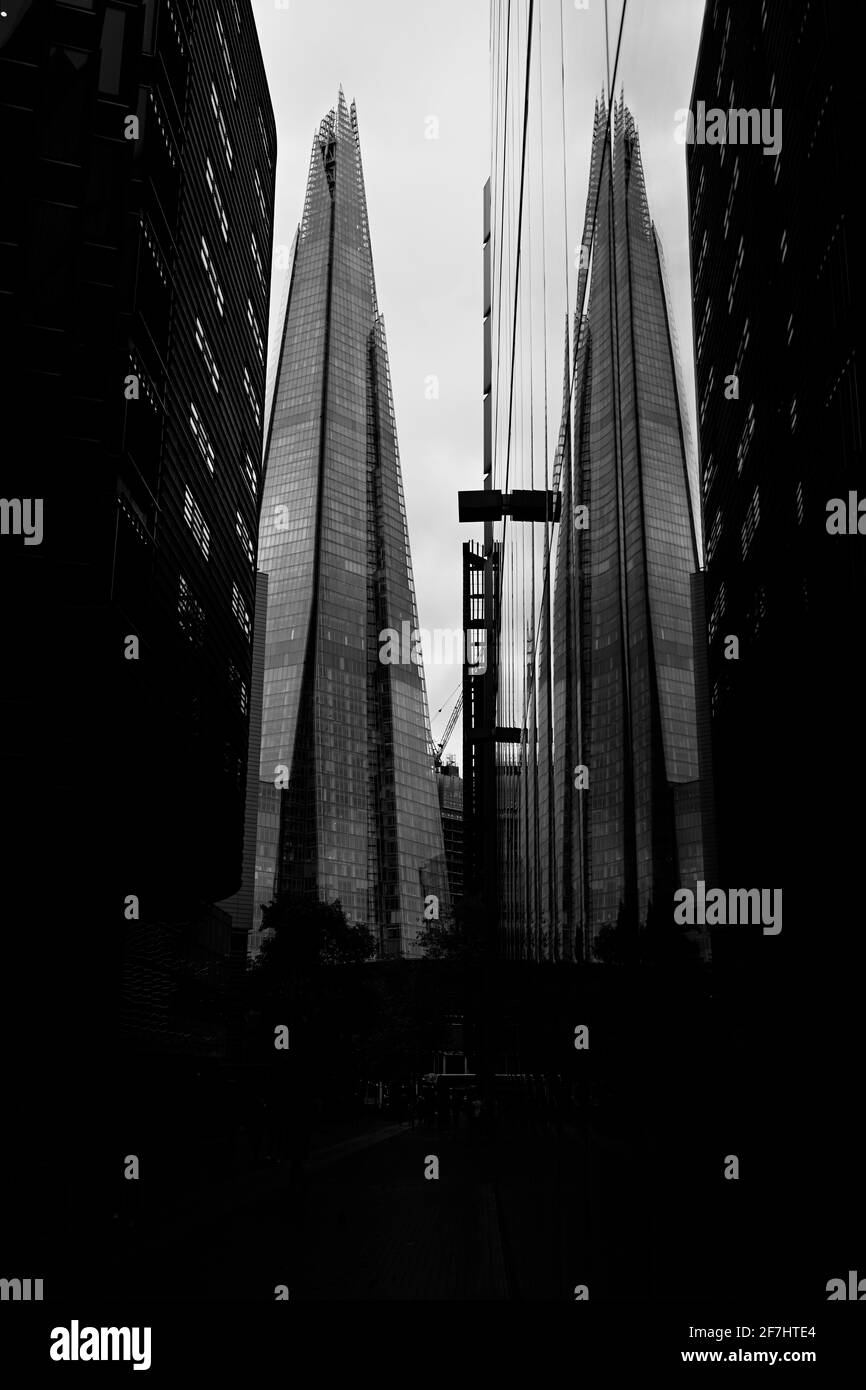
[
  {"left": 592, "top": 901, "right": 639, "bottom": 966},
  {"left": 416, "top": 892, "right": 489, "bottom": 963},
  {"left": 256, "top": 895, "right": 377, "bottom": 973}
]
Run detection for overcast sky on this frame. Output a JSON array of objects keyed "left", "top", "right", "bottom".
[{"left": 251, "top": 0, "right": 707, "bottom": 760}]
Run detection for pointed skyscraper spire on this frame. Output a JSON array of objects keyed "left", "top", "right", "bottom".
[{"left": 254, "top": 98, "right": 449, "bottom": 957}]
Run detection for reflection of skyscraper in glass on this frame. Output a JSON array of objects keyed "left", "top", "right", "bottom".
[
  {"left": 495, "top": 96, "right": 712, "bottom": 964},
  {"left": 553, "top": 96, "right": 709, "bottom": 961},
  {"left": 255, "top": 90, "right": 448, "bottom": 959}
]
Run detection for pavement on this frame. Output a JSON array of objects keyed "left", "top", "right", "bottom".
[{"left": 94, "top": 1113, "right": 676, "bottom": 1301}]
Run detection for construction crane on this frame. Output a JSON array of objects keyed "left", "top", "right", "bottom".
[{"left": 432, "top": 687, "right": 463, "bottom": 771}]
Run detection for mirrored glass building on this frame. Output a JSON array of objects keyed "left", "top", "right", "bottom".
[
  {"left": 255, "top": 91, "right": 448, "bottom": 959},
  {"left": 478, "top": 29, "right": 714, "bottom": 963}
]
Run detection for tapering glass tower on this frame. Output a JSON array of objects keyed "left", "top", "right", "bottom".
[
  {"left": 256, "top": 91, "right": 448, "bottom": 959},
  {"left": 553, "top": 95, "right": 707, "bottom": 960},
  {"left": 492, "top": 94, "right": 710, "bottom": 964}
]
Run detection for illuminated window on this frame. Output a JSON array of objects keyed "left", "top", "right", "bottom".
[
  {"left": 250, "top": 232, "right": 264, "bottom": 285},
  {"left": 246, "top": 298, "right": 264, "bottom": 362},
  {"left": 236, "top": 510, "right": 254, "bottom": 565},
  {"left": 189, "top": 400, "right": 215, "bottom": 473},
  {"left": 243, "top": 365, "right": 261, "bottom": 427},
  {"left": 242, "top": 451, "right": 258, "bottom": 499},
  {"left": 195, "top": 316, "right": 220, "bottom": 392},
  {"left": 210, "top": 81, "right": 233, "bottom": 170},
  {"left": 184, "top": 485, "right": 210, "bottom": 558},
  {"left": 232, "top": 581, "right": 251, "bottom": 638},
  {"left": 200, "top": 235, "right": 224, "bottom": 315},
  {"left": 215, "top": 9, "right": 237, "bottom": 101},
  {"left": 205, "top": 157, "right": 228, "bottom": 240}
]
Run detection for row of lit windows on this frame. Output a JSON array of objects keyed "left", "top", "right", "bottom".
[
  {"left": 200, "top": 235, "right": 224, "bottom": 315},
  {"left": 727, "top": 235, "right": 745, "bottom": 314},
  {"left": 205, "top": 157, "right": 228, "bottom": 241},
  {"left": 736, "top": 401, "right": 755, "bottom": 475},
  {"left": 184, "top": 485, "right": 210, "bottom": 559},
  {"left": 246, "top": 298, "right": 264, "bottom": 362},
  {"left": 190, "top": 398, "right": 258, "bottom": 505},
  {"left": 243, "top": 365, "right": 261, "bottom": 427},
  {"left": 210, "top": 80, "right": 233, "bottom": 170},
  {"left": 195, "top": 315, "right": 219, "bottom": 392},
  {"left": 215, "top": 8, "right": 237, "bottom": 102},
  {"left": 213, "top": 8, "right": 269, "bottom": 247},
  {"left": 254, "top": 167, "right": 268, "bottom": 226},
  {"left": 228, "top": 658, "right": 249, "bottom": 714},
  {"left": 740, "top": 485, "right": 760, "bottom": 560},
  {"left": 177, "top": 580, "right": 249, "bottom": 716},
  {"left": 236, "top": 510, "right": 254, "bottom": 565},
  {"left": 189, "top": 401, "right": 214, "bottom": 473},
  {"left": 232, "top": 581, "right": 251, "bottom": 637}
]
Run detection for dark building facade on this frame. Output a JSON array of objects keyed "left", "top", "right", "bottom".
[
  {"left": 217, "top": 568, "right": 269, "bottom": 969},
  {"left": 686, "top": 0, "right": 865, "bottom": 1300},
  {"left": 688, "top": 0, "right": 864, "bottom": 965},
  {"left": 255, "top": 91, "right": 448, "bottom": 960},
  {"left": 0, "top": 0, "right": 275, "bottom": 1272}
]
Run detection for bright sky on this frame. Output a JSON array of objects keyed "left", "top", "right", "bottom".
[{"left": 251, "top": 0, "right": 707, "bottom": 760}]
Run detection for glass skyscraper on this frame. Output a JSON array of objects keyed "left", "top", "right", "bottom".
[
  {"left": 551, "top": 95, "right": 708, "bottom": 961},
  {"left": 255, "top": 90, "right": 448, "bottom": 959},
  {"left": 484, "top": 76, "right": 711, "bottom": 962}
]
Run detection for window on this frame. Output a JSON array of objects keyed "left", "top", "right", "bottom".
[
  {"left": 200, "top": 235, "right": 224, "bottom": 315},
  {"left": 236, "top": 510, "right": 254, "bottom": 565},
  {"left": 736, "top": 402, "right": 755, "bottom": 475},
  {"left": 210, "top": 81, "right": 233, "bottom": 170},
  {"left": 250, "top": 231, "right": 264, "bottom": 285},
  {"left": 696, "top": 298, "right": 713, "bottom": 361},
  {"left": 734, "top": 317, "right": 750, "bottom": 377},
  {"left": 723, "top": 156, "right": 739, "bottom": 238},
  {"left": 184, "top": 485, "right": 210, "bottom": 558},
  {"left": 706, "top": 508, "right": 723, "bottom": 564},
  {"left": 98, "top": 6, "right": 125, "bottom": 95},
  {"left": 243, "top": 365, "right": 261, "bottom": 427},
  {"left": 242, "top": 451, "right": 258, "bottom": 499},
  {"left": 178, "top": 574, "right": 205, "bottom": 644},
  {"left": 258, "top": 106, "right": 271, "bottom": 166},
  {"left": 695, "top": 228, "right": 708, "bottom": 286},
  {"left": 795, "top": 480, "right": 805, "bottom": 525},
  {"left": 254, "top": 166, "right": 268, "bottom": 224},
  {"left": 232, "top": 582, "right": 251, "bottom": 638},
  {"left": 691, "top": 166, "right": 705, "bottom": 230},
  {"left": 189, "top": 401, "right": 215, "bottom": 473},
  {"left": 702, "top": 451, "right": 717, "bottom": 503},
  {"left": 699, "top": 364, "right": 715, "bottom": 426},
  {"left": 147, "top": 88, "right": 176, "bottom": 168},
  {"left": 215, "top": 9, "right": 237, "bottom": 100},
  {"left": 741, "top": 485, "right": 760, "bottom": 560},
  {"left": 205, "top": 156, "right": 228, "bottom": 240},
  {"left": 246, "top": 298, "right": 264, "bottom": 362},
  {"left": 229, "top": 659, "right": 248, "bottom": 715},
  {"left": 708, "top": 582, "right": 726, "bottom": 643},
  {"left": 728, "top": 235, "right": 744, "bottom": 314},
  {"left": 195, "top": 316, "right": 220, "bottom": 392},
  {"left": 141, "top": 216, "right": 167, "bottom": 286}
]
